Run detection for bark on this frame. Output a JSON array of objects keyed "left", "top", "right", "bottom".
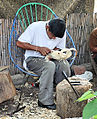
[
  {"left": 56, "top": 78, "right": 92, "bottom": 118},
  {"left": 0, "top": 70, "right": 16, "bottom": 103}
]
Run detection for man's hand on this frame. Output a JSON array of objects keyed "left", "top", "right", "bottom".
[
  {"left": 37, "top": 47, "right": 51, "bottom": 56},
  {"left": 16, "top": 41, "right": 51, "bottom": 56}
]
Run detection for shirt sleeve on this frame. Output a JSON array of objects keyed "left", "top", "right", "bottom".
[
  {"left": 56, "top": 30, "right": 66, "bottom": 49},
  {"left": 18, "top": 24, "right": 34, "bottom": 44}
]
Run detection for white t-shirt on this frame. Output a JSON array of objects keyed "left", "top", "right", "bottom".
[{"left": 18, "top": 21, "right": 66, "bottom": 60}]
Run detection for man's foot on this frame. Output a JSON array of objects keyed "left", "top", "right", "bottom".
[{"left": 38, "top": 100, "right": 56, "bottom": 110}]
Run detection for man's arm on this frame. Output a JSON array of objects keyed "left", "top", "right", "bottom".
[
  {"left": 89, "top": 36, "right": 97, "bottom": 53},
  {"left": 89, "top": 43, "right": 97, "bottom": 53},
  {"left": 89, "top": 28, "right": 97, "bottom": 53},
  {"left": 16, "top": 41, "right": 51, "bottom": 56}
]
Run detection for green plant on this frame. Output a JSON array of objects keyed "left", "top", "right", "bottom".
[{"left": 76, "top": 89, "right": 97, "bottom": 119}]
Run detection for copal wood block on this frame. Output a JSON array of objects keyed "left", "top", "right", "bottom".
[
  {"left": 56, "top": 77, "right": 92, "bottom": 118},
  {"left": 0, "top": 71, "right": 16, "bottom": 103}
]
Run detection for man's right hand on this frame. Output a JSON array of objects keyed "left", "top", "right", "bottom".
[
  {"left": 37, "top": 47, "right": 51, "bottom": 56},
  {"left": 16, "top": 41, "right": 51, "bottom": 56}
]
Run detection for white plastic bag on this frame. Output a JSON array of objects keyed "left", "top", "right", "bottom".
[{"left": 72, "top": 71, "right": 93, "bottom": 81}]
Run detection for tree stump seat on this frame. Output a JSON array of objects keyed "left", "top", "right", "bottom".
[
  {"left": 0, "top": 71, "right": 16, "bottom": 104},
  {"left": 56, "top": 77, "right": 92, "bottom": 118}
]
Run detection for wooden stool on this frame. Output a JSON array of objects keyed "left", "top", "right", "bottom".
[{"left": 56, "top": 77, "right": 92, "bottom": 118}]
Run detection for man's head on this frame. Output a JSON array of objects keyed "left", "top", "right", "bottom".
[{"left": 46, "top": 18, "right": 66, "bottom": 39}]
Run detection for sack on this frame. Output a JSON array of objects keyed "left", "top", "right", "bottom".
[{"left": 72, "top": 71, "right": 93, "bottom": 81}]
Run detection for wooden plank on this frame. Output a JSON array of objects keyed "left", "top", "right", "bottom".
[
  {"left": 66, "top": 13, "right": 94, "bottom": 65},
  {"left": 0, "top": 66, "right": 9, "bottom": 72}
]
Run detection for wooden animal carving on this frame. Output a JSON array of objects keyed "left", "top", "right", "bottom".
[{"left": 45, "top": 48, "right": 77, "bottom": 61}]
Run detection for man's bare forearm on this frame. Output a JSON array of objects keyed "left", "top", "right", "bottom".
[
  {"left": 16, "top": 41, "right": 51, "bottom": 56},
  {"left": 16, "top": 41, "right": 39, "bottom": 51},
  {"left": 89, "top": 43, "right": 97, "bottom": 53},
  {"left": 92, "top": 47, "right": 97, "bottom": 53}
]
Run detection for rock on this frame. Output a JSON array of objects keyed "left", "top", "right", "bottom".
[{"left": 71, "top": 65, "right": 86, "bottom": 75}]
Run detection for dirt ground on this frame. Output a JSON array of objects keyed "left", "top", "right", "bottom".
[
  {"left": 0, "top": 73, "right": 97, "bottom": 119},
  {"left": 0, "top": 74, "right": 60, "bottom": 119}
]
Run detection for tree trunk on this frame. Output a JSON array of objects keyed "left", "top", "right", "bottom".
[
  {"left": 56, "top": 77, "right": 92, "bottom": 118},
  {"left": 0, "top": 70, "right": 16, "bottom": 103}
]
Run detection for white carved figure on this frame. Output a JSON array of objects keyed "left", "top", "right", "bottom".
[{"left": 45, "top": 48, "right": 77, "bottom": 61}]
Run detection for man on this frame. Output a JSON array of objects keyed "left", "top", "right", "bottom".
[
  {"left": 17, "top": 18, "right": 71, "bottom": 110},
  {"left": 89, "top": 27, "right": 97, "bottom": 64}
]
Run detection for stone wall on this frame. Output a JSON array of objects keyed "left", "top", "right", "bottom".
[{"left": 0, "top": 0, "right": 94, "bottom": 18}]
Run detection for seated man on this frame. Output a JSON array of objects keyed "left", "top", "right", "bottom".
[
  {"left": 89, "top": 27, "right": 97, "bottom": 64},
  {"left": 16, "top": 18, "right": 71, "bottom": 110}
]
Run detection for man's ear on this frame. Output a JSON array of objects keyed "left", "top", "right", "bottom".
[{"left": 46, "top": 24, "right": 50, "bottom": 31}]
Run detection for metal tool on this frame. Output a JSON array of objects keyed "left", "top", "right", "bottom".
[{"left": 62, "top": 71, "right": 80, "bottom": 99}]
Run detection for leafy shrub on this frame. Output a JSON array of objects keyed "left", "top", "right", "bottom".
[{"left": 76, "top": 89, "right": 97, "bottom": 119}]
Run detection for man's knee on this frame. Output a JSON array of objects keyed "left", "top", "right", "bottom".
[
  {"left": 45, "top": 61, "right": 56, "bottom": 72},
  {"left": 57, "top": 61, "right": 71, "bottom": 76}
]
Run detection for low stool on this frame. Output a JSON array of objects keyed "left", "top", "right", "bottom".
[{"left": 56, "top": 77, "right": 92, "bottom": 118}]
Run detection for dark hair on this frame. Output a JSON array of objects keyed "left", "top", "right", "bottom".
[{"left": 48, "top": 18, "right": 66, "bottom": 38}]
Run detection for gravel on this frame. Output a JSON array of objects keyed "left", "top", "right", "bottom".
[{"left": 0, "top": 74, "right": 82, "bottom": 119}]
